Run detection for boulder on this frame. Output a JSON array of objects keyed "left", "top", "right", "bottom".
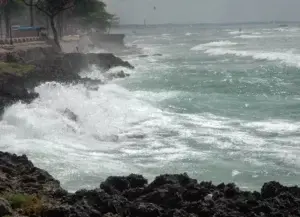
[
  {"left": 261, "top": 181, "right": 285, "bottom": 199},
  {"left": 100, "top": 174, "right": 147, "bottom": 194},
  {"left": 62, "top": 108, "right": 78, "bottom": 122},
  {"left": 149, "top": 173, "right": 197, "bottom": 189}
]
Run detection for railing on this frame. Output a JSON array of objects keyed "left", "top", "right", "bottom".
[{"left": 0, "top": 37, "right": 44, "bottom": 46}]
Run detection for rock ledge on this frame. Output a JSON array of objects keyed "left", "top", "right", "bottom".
[{"left": 0, "top": 151, "right": 299, "bottom": 217}]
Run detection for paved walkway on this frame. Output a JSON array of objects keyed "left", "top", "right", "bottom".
[{"left": 0, "top": 41, "right": 50, "bottom": 53}]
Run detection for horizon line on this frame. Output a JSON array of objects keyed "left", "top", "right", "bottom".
[{"left": 118, "top": 21, "right": 300, "bottom": 26}]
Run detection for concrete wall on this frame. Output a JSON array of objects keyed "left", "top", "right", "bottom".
[
  {"left": 12, "top": 30, "right": 40, "bottom": 38},
  {"left": 89, "top": 33, "right": 125, "bottom": 46}
]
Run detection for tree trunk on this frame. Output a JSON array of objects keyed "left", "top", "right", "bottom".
[
  {"left": 60, "top": 12, "right": 64, "bottom": 38},
  {"left": 0, "top": 13, "right": 2, "bottom": 39},
  {"left": 46, "top": 16, "right": 49, "bottom": 32},
  {"left": 50, "top": 16, "right": 61, "bottom": 50},
  {"left": 57, "top": 14, "right": 61, "bottom": 39},
  {"left": 56, "top": 12, "right": 64, "bottom": 39},
  {"left": 3, "top": 7, "right": 10, "bottom": 39},
  {"left": 29, "top": 0, "right": 34, "bottom": 26}
]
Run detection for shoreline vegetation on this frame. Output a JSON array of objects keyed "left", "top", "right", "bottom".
[{"left": 0, "top": 151, "right": 299, "bottom": 217}]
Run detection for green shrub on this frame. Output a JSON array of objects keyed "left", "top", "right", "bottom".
[
  {"left": 4, "top": 193, "right": 43, "bottom": 216},
  {"left": 8, "top": 193, "right": 28, "bottom": 209},
  {"left": 0, "top": 62, "right": 35, "bottom": 75}
]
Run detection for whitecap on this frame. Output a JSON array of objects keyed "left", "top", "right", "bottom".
[
  {"left": 191, "top": 40, "right": 238, "bottom": 51},
  {"left": 204, "top": 48, "right": 300, "bottom": 68}
]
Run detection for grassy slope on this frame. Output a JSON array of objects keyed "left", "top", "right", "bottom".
[{"left": 0, "top": 62, "right": 35, "bottom": 77}]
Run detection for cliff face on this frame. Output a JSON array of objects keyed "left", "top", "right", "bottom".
[
  {"left": 0, "top": 46, "right": 134, "bottom": 115},
  {"left": 0, "top": 151, "right": 300, "bottom": 217}
]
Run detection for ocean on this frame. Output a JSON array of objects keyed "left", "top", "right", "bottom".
[{"left": 1, "top": 23, "right": 300, "bottom": 192}]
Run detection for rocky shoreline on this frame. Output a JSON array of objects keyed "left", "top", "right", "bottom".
[
  {"left": 0, "top": 48, "right": 134, "bottom": 116},
  {"left": 0, "top": 151, "right": 299, "bottom": 217}
]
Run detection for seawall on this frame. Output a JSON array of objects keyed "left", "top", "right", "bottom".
[{"left": 89, "top": 33, "right": 125, "bottom": 45}]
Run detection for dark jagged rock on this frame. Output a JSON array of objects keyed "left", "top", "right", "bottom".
[
  {"left": 0, "top": 151, "right": 300, "bottom": 217},
  {"left": 86, "top": 53, "right": 134, "bottom": 70},
  {"left": 0, "top": 197, "right": 12, "bottom": 216},
  {"left": 138, "top": 54, "right": 162, "bottom": 58},
  {"left": 0, "top": 152, "right": 64, "bottom": 199},
  {"left": 103, "top": 213, "right": 121, "bottom": 217},
  {"left": 107, "top": 70, "right": 130, "bottom": 80},
  {"left": 127, "top": 174, "right": 148, "bottom": 188},
  {"left": 62, "top": 108, "right": 78, "bottom": 122},
  {"left": 100, "top": 174, "right": 148, "bottom": 194},
  {"left": 149, "top": 173, "right": 197, "bottom": 189},
  {"left": 59, "top": 52, "right": 133, "bottom": 73},
  {"left": 0, "top": 77, "right": 39, "bottom": 115},
  {"left": 261, "top": 181, "right": 286, "bottom": 199},
  {"left": 122, "top": 187, "right": 149, "bottom": 201},
  {"left": 41, "top": 205, "right": 72, "bottom": 217},
  {"left": 128, "top": 202, "right": 162, "bottom": 217},
  {"left": 137, "top": 185, "right": 183, "bottom": 208},
  {"left": 138, "top": 54, "right": 149, "bottom": 58}
]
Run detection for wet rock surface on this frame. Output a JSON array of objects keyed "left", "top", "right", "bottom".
[
  {"left": 0, "top": 151, "right": 300, "bottom": 217},
  {"left": 107, "top": 70, "right": 130, "bottom": 79},
  {"left": 138, "top": 53, "right": 163, "bottom": 58}
]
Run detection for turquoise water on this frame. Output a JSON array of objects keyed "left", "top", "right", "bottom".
[
  {"left": 117, "top": 24, "right": 300, "bottom": 189},
  {"left": 0, "top": 23, "right": 299, "bottom": 191}
]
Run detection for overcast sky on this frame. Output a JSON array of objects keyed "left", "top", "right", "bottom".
[{"left": 102, "top": 0, "right": 300, "bottom": 24}]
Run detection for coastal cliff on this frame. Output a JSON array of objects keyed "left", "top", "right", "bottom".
[
  {"left": 0, "top": 151, "right": 299, "bottom": 217},
  {"left": 0, "top": 46, "right": 134, "bottom": 115}
]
